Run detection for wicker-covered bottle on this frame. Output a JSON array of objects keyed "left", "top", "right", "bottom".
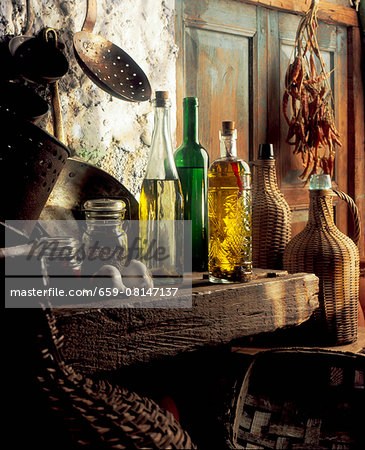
[
  {"left": 252, "top": 144, "right": 291, "bottom": 269},
  {"left": 283, "top": 177, "right": 361, "bottom": 345}
]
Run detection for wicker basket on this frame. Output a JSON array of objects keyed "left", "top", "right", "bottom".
[
  {"left": 225, "top": 349, "right": 365, "bottom": 449},
  {"left": 34, "top": 307, "right": 196, "bottom": 449},
  {"left": 252, "top": 160, "right": 291, "bottom": 269},
  {"left": 283, "top": 189, "right": 361, "bottom": 345}
]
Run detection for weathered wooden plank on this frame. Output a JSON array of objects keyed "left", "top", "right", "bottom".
[
  {"left": 231, "top": 318, "right": 365, "bottom": 355},
  {"left": 252, "top": 7, "right": 269, "bottom": 157},
  {"left": 239, "top": 0, "right": 359, "bottom": 27},
  {"left": 267, "top": 9, "right": 280, "bottom": 157},
  {"left": 54, "top": 272, "right": 318, "bottom": 373},
  {"left": 347, "top": 26, "right": 365, "bottom": 259}
]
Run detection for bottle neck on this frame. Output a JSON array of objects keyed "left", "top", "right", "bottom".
[
  {"left": 308, "top": 190, "right": 335, "bottom": 227},
  {"left": 183, "top": 103, "right": 199, "bottom": 144},
  {"left": 145, "top": 102, "right": 179, "bottom": 180},
  {"left": 220, "top": 135, "right": 237, "bottom": 158},
  {"left": 253, "top": 160, "right": 280, "bottom": 191},
  {"left": 153, "top": 104, "right": 170, "bottom": 141}
]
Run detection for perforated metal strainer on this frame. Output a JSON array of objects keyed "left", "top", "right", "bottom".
[{"left": 73, "top": 0, "right": 151, "bottom": 102}]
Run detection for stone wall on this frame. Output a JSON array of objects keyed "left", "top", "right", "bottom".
[{"left": 0, "top": 0, "right": 177, "bottom": 198}]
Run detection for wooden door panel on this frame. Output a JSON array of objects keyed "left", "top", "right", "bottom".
[
  {"left": 184, "top": 26, "right": 251, "bottom": 160},
  {"left": 176, "top": 0, "right": 257, "bottom": 162}
]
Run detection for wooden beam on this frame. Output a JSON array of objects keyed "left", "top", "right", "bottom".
[
  {"left": 240, "top": 0, "right": 359, "bottom": 27},
  {"left": 54, "top": 272, "right": 319, "bottom": 373},
  {"left": 231, "top": 326, "right": 365, "bottom": 355},
  {"left": 347, "top": 26, "right": 365, "bottom": 259}
]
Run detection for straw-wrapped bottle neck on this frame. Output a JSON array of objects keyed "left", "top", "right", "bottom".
[{"left": 308, "top": 190, "right": 335, "bottom": 227}]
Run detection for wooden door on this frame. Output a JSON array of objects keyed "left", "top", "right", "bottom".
[
  {"left": 176, "top": 0, "right": 363, "bottom": 250},
  {"left": 175, "top": 0, "right": 258, "bottom": 162}
]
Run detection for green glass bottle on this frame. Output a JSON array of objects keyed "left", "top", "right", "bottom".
[{"left": 174, "top": 97, "right": 209, "bottom": 271}]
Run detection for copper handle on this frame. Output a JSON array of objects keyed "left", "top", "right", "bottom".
[
  {"left": 43, "top": 28, "right": 64, "bottom": 144},
  {"left": 333, "top": 189, "right": 361, "bottom": 246},
  {"left": 82, "top": 0, "right": 97, "bottom": 33},
  {"left": 24, "top": 0, "right": 34, "bottom": 35}
]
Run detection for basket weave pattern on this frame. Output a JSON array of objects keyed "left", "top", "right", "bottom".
[
  {"left": 283, "top": 190, "right": 360, "bottom": 345},
  {"left": 227, "top": 350, "right": 364, "bottom": 449},
  {"left": 252, "top": 160, "right": 291, "bottom": 269},
  {"left": 36, "top": 308, "right": 196, "bottom": 449}
]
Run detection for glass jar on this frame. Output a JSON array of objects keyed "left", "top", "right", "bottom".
[{"left": 81, "top": 198, "right": 128, "bottom": 276}]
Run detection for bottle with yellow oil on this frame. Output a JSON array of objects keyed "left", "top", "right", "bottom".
[
  {"left": 139, "top": 91, "right": 184, "bottom": 284},
  {"left": 208, "top": 121, "right": 252, "bottom": 283}
]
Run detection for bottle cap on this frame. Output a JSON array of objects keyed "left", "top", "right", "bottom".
[
  {"left": 155, "top": 91, "right": 169, "bottom": 106},
  {"left": 258, "top": 144, "right": 274, "bottom": 160},
  {"left": 309, "top": 174, "right": 332, "bottom": 190},
  {"left": 83, "top": 198, "right": 126, "bottom": 212},
  {"left": 221, "top": 121, "right": 235, "bottom": 136}
]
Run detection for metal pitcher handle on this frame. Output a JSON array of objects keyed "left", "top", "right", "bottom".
[
  {"left": 332, "top": 189, "right": 361, "bottom": 246},
  {"left": 43, "top": 28, "right": 65, "bottom": 144}
]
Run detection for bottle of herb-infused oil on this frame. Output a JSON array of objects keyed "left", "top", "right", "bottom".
[{"left": 208, "top": 121, "right": 252, "bottom": 283}]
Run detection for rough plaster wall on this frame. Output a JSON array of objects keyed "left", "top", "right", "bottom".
[{"left": 0, "top": 0, "right": 178, "bottom": 198}]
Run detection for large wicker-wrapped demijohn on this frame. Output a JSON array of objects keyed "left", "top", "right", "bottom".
[
  {"left": 252, "top": 144, "right": 291, "bottom": 269},
  {"left": 283, "top": 187, "right": 361, "bottom": 345}
]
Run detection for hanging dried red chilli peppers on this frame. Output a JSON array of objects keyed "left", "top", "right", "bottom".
[{"left": 282, "top": 0, "right": 341, "bottom": 181}]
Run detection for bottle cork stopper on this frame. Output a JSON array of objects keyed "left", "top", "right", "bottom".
[
  {"left": 155, "top": 91, "right": 169, "bottom": 100},
  {"left": 155, "top": 91, "right": 169, "bottom": 106},
  {"left": 221, "top": 121, "right": 235, "bottom": 136}
]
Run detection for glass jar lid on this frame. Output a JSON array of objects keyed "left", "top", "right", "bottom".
[
  {"left": 83, "top": 198, "right": 126, "bottom": 212},
  {"left": 83, "top": 198, "right": 127, "bottom": 220}
]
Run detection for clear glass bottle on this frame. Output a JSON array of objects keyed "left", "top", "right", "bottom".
[
  {"left": 81, "top": 198, "right": 127, "bottom": 275},
  {"left": 139, "top": 91, "right": 184, "bottom": 284},
  {"left": 174, "top": 97, "right": 209, "bottom": 272},
  {"left": 208, "top": 121, "right": 252, "bottom": 283}
]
